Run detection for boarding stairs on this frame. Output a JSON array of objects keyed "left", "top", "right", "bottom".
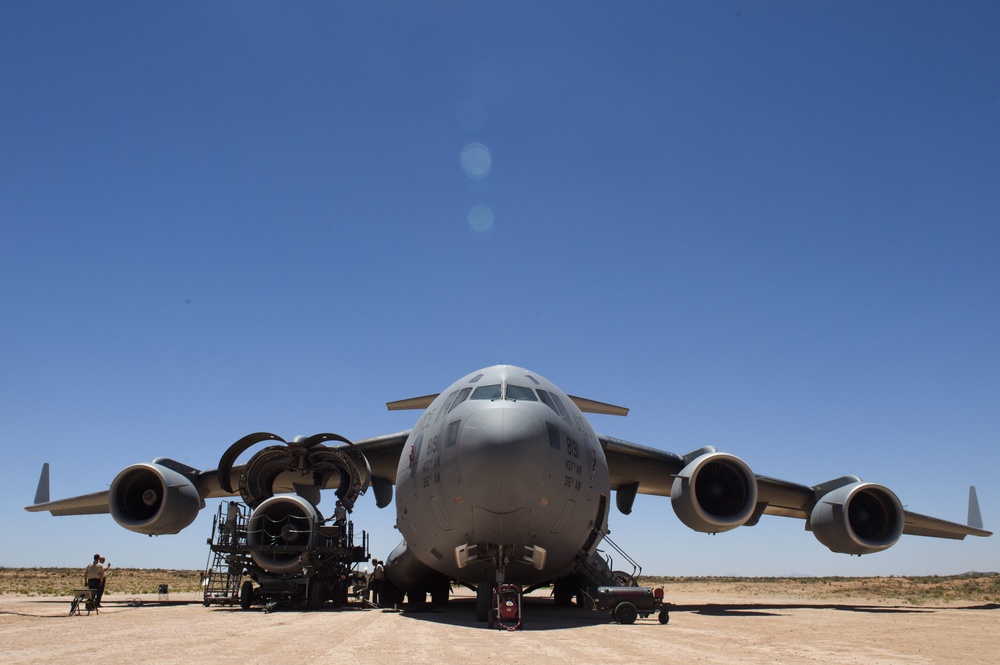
[{"left": 577, "top": 535, "right": 643, "bottom": 590}]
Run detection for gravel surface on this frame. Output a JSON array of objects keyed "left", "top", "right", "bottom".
[{"left": 2, "top": 587, "right": 997, "bottom": 665}]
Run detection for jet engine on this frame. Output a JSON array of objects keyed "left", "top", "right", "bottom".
[
  {"left": 109, "top": 463, "right": 203, "bottom": 535},
  {"left": 670, "top": 449, "right": 758, "bottom": 533},
  {"left": 246, "top": 494, "right": 319, "bottom": 574},
  {"left": 810, "top": 481, "right": 904, "bottom": 554}
]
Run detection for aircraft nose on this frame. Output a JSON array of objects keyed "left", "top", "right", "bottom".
[{"left": 459, "top": 406, "right": 548, "bottom": 513}]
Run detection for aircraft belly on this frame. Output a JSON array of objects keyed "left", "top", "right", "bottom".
[{"left": 471, "top": 506, "right": 529, "bottom": 543}]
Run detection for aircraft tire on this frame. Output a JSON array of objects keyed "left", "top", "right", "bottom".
[
  {"left": 380, "top": 580, "right": 404, "bottom": 609},
  {"left": 431, "top": 580, "right": 450, "bottom": 607},
  {"left": 553, "top": 580, "right": 574, "bottom": 607},
  {"left": 240, "top": 580, "right": 254, "bottom": 611},
  {"left": 308, "top": 580, "right": 324, "bottom": 610},
  {"left": 614, "top": 601, "right": 637, "bottom": 625},
  {"left": 476, "top": 584, "right": 491, "bottom": 622}
]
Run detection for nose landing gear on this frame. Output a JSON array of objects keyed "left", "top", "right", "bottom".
[
  {"left": 489, "top": 583, "right": 523, "bottom": 630},
  {"left": 473, "top": 545, "right": 527, "bottom": 630}
]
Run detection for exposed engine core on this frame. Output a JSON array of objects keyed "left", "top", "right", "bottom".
[
  {"left": 671, "top": 451, "right": 759, "bottom": 533},
  {"left": 246, "top": 494, "right": 319, "bottom": 574},
  {"left": 109, "top": 463, "right": 203, "bottom": 535},
  {"left": 810, "top": 482, "right": 904, "bottom": 554},
  {"left": 217, "top": 431, "right": 370, "bottom": 510}
]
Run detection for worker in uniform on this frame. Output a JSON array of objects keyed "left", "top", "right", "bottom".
[
  {"left": 334, "top": 500, "right": 348, "bottom": 544},
  {"left": 96, "top": 556, "right": 111, "bottom": 607},
  {"left": 83, "top": 554, "right": 104, "bottom": 606},
  {"left": 369, "top": 559, "right": 384, "bottom": 606}
]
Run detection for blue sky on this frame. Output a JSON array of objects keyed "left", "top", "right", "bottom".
[{"left": 2, "top": 2, "right": 997, "bottom": 576}]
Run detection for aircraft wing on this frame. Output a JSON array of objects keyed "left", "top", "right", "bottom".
[
  {"left": 24, "top": 490, "right": 111, "bottom": 516},
  {"left": 599, "top": 434, "right": 991, "bottom": 541},
  {"left": 350, "top": 430, "right": 410, "bottom": 483},
  {"left": 26, "top": 430, "right": 413, "bottom": 521}
]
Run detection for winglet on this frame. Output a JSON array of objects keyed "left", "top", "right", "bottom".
[
  {"left": 968, "top": 486, "right": 984, "bottom": 530},
  {"left": 567, "top": 395, "right": 630, "bottom": 417},
  {"left": 387, "top": 394, "right": 440, "bottom": 411},
  {"left": 33, "top": 463, "right": 50, "bottom": 505}
]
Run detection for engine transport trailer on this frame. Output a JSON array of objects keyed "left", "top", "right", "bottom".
[
  {"left": 595, "top": 585, "right": 670, "bottom": 624},
  {"left": 202, "top": 499, "right": 372, "bottom": 611}
]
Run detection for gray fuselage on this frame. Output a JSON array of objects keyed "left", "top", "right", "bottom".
[{"left": 394, "top": 365, "right": 611, "bottom": 587}]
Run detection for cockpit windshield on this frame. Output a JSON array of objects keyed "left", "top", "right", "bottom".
[
  {"left": 467, "top": 382, "right": 541, "bottom": 403},
  {"left": 468, "top": 383, "right": 539, "bottom": 402},
  {"left": 470, "top": 384, "right": 502, "bottom": 400},
  {"left": 504, "top": 384, "right": 538, "bottom": 402}
]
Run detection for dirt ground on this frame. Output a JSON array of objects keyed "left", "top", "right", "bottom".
[{"left": 2, "top": 586, "right": 997, "bottom": 665}]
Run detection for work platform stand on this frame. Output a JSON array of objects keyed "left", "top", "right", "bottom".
[{"left": 203, "top": 501, "right": 250, "bottom": 606}]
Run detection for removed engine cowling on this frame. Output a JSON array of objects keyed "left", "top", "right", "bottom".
[
  {"left": 246, "top": 494, "right": 319, "bottom": 574},
  {"left": 810, "top": 481, "right": 904, "bottom": 554},
  {"left": 109, "top": 463, "right": 203, "bottom": 535},
  {"left": 671, "top": 449, "right": 758, "bottom": 533}
]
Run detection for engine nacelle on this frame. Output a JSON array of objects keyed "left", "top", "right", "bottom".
[
  {"left": 810, "top": 482, "right": 904, "bottom": 554},
  {"left": 671, "top": 451, "right": 758, "bottom": 533},
  {"left": 109, "top": 463, "right": 203, "bottom": 535},
  {"left": 246, "top": 494, "right": 319, "bottom": 574}
]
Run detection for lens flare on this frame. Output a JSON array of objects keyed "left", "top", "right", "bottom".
[
  {"left": 461, "top": 143, "right": 492, "bottom": 179},
  {"left": 468, "top": 204, "right": 494, "bottom": 233}
]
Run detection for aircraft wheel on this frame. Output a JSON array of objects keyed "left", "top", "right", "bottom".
[
  {"left": 308, "top": 580, "right": 324, "bottom": 610},
  {"left": 553, "top": 581, "right": 574, "bottom": 607},
  {"left": 431, "top": 580, "right": 450, "bottom": 607},
  {"left": 487, "top": 607, "right": 495, "bottom": 629},
  {"left": 380, "top": 580, "right": 404, "bottom": 608},
  {"left": 658, "top": 609, "right": 670, "bottom": 624},
  {"left": 476, "top": 584, "right": 491, "bottom": 622},
  {"left": 614, "top": 601, "right": 638, "bottom": 625},
  {"left": 239, "top": 580, "right": 254, "bottom": 611}
]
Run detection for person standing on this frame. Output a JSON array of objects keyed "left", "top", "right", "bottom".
[
  {"left": 369, "top": 559, "right": 384, "bottom": 606},
  {"left": 83, "top": 554, "right": 104, "bottom": 604},
  {"left": 334, "top": 500, "right": 348, "bottom": 545},
  {"left": 96, "top": 556, "right": 111, "bottom": 607}
]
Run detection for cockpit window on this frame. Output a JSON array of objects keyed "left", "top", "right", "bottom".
[
  {"left": 446, "top": 419, "right": 461, "bottom": 447},
  {"left": 448, "top": 387, "right": 473, "bottom": 413},
  {"left": 437, "top": 390, "right": 459, "bottom": 421},
  {"left": 470, "top": 384, "right": 502, "bottom": 400},
  {"left": 537, "top": 389, "right": 571, "bottom": 423},
  {"left": 549, "top": 393, "right": 571, "bottom": 421},
  {"left": 505, "top": 384, "right": 538, "bottom": 402}
]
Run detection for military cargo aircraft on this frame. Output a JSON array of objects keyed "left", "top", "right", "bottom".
[{"left": 26, "top": 364, "right": 990, "bottom": 619}]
